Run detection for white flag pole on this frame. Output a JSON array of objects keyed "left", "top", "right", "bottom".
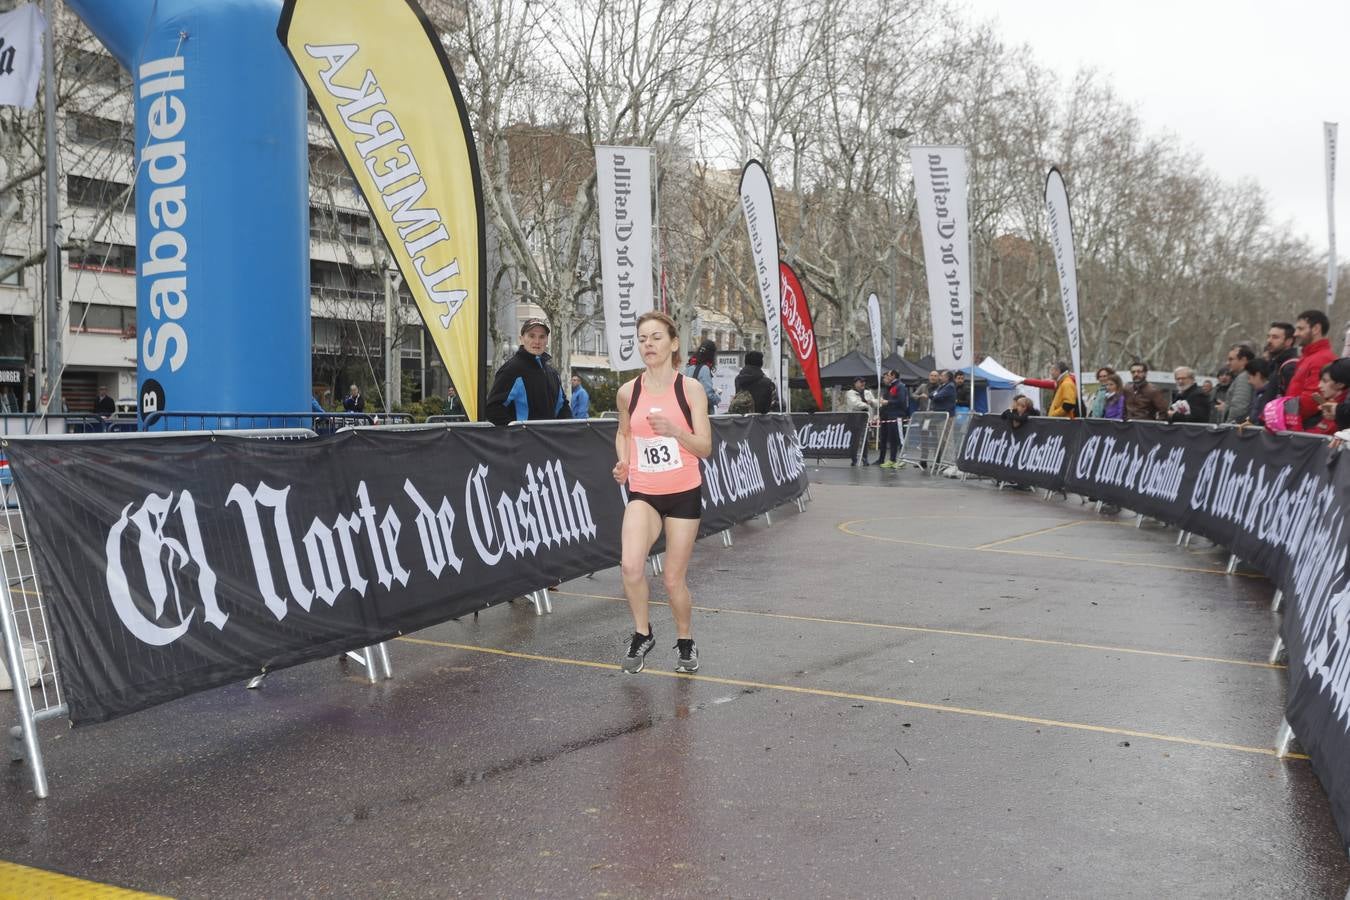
[
  {"left": 595, "top": 146, "right": 654, "bottom": 372},
  {"left": 968, "top": 163, "right": 975, "bottom": 413},
  {"left": 738, "top": 161, "right": 784, "bottom": 406},
  {"left": 908, "top": 146, "right": 972, "bottom": 373},
  {"left": 1326, "top": 122, "right": 1338, "bottom": 309},
  {"left": 1044, "top": 167, "right": 1082, "bottom": 413},
  {"left": 652, "top": 150, "right": 661, "bottom": 312},
  {"left": 867, "top": 292, "right": 883, "bottom": 395}
]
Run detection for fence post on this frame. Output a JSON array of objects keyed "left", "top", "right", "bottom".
[
  {"left": 0, "top": 578, "right": 47, "bottom": 798},
  {"left": 1275, "top": 718, "right": 1296, "bottom": 758},
  {"left": 898, "top": 412, "right": 949, "bottom": 474},
  {"left": 1269, "top": 634, "right": 1286, "bottom": 665}
]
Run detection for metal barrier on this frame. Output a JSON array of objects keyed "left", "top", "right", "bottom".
[
  {"left": 938, "top": 411, "right": 974, "bottom": 477},
  {"left": 361, "top": 420, "right": 493, "bottom": 434},
  {"left": 143, "top": 411, "right": 416, "bottom": 434},
  {"left": 425, "top": 413, "right": 469, "bottom": 424},
  {"left": 0, "top": 472, "right": 63, "bottom": 798},
  {"left": 0, "top": 427, "right": 393, "bottom": 799},
  {"left": 900, "top": 411, "right": 950, "bottom": 473},
  {"left": 0, "top": 413, "right": 110, "bottom": 435}
]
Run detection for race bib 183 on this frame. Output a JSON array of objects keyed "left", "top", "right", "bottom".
[{"left": 636, "top": 435, "right": 682, "bottom": 473}]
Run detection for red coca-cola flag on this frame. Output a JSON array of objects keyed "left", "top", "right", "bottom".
[{"left": 779, "top": 262, "right": 824, "bottom": 411}]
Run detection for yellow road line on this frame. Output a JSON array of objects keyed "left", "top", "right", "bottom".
[
  {"left": 974, "top": 519, "right": 1090, "bottom": 549},
  {"left": 550, "top": 589, "right": 1284, "bottom": 670},
  {"left": 395, "top": 636, "right": 1307, "bottom": 761},
  {"left": 0, "top": 860, "right": 169, "bottom": 898},
  {"left": 838, "top": 518, "right": 1266, "bottom": 578}
]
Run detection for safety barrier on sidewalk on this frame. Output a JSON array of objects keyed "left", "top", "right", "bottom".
[
  {"left": 143, "top": 411, "right": 415, "bottom": 434},
  {"left": 899, "top": 412, "right": 950, "bottom": 473},
  {"left": 937, "top": 412, "right": 974, "bottom": 477},
  {"left": 955, "top": 413, "right": 1350, "bottom": 854},
  {"left": 0, "top": 428, "right": 394, "bottom": 799},
  {"left": 0, "top": 471, "right": 63, "bottom": 799},
  {"left": 1, "top": 415, "right": 808, "bottom": 796}
]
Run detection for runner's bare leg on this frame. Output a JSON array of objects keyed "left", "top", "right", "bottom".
[
  {"left": 661, "top": 516, "right": 699, "bottom": 639},
  {"left": 620, "top": 500, "right": 663, "bottom": 634}
]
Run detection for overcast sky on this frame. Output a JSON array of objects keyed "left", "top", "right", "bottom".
[{"left": 957, "top": 0, "right": 1347, "bottom": 256}]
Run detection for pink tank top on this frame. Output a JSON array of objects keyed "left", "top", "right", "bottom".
[{"left": 627, "top": 373, "right": 703, "bottom": 495}]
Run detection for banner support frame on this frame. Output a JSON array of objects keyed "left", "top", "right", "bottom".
[{"left": 1, "top": 576, "right": 48, "bottom": 797}]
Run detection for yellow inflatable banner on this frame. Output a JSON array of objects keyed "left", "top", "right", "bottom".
[{"left": 279, "top": 0, "right": 484, "bottom": 419}]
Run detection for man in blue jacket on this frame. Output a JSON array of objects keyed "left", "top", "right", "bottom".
[
  {"left": 929, "top": 370, "right": 957, "bottom": 414},
  {"left": 484, "top": 318, "right": 571, "bottom": 425},
  {"left": 570, "top": 375, "right": 590, "bottom": 419},
  {"left": 871, "top": 369, "right": 910, "bottom": 468}
]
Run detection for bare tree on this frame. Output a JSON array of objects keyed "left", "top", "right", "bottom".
[{"left": 461, "top": 0, "right": 738, "bottom": 374}]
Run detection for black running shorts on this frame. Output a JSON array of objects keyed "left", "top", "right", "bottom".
[{"left": 627, "top": 486, "right": 703, "bottom": 520}]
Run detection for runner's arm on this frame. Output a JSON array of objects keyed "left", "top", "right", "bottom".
[
  {"left": 613, "top": 381, "right": 633, "bottom": 482},
  {"left": 673, "top": 381, "right": 713, "bottom": 458}
]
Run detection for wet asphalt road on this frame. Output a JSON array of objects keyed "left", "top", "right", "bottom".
[{"left": 3, "top": 462, "right": 1349, "bottom": 898}]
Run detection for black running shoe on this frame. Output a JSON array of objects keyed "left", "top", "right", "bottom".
[
  {"left": 622, "top": 629, "right": 655, "bottom": 674},
  {"left": 674, "top": 638, "right": 699, "bottom": 673}
]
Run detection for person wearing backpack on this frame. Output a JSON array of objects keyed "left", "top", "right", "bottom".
[
  {"left": 872, "top": 369, "right": 909, "bottom": 468},
  {"left": 613, "top": 312, "right": 713, "bottom": 675},
  {"left": 730, "top": 350, "right": 778, "bottom": 414},
  {"left": 684, "top": 339, "right": 721, "bottom": 412}
]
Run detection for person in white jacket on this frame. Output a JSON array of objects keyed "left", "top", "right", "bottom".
[{"left": 843, "top": 376, "right": 880, "bottom": 466}]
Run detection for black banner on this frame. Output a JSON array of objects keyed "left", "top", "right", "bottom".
[
  {"left": 791, "top": 412, "right": 868, "bottom": 460},
  {"left": 6, "top": 416, "right": 807, "bottom": 726},
  {"left": 959, "top": 414, "right": 1350, "bottom": 854},
  {"left": 957, "top": 415, "right": 1081, "bottom": 490}
]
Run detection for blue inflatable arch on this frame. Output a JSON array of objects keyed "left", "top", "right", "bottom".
[{"left": 66, "top": 0, "right": 310, "bottom": 421}]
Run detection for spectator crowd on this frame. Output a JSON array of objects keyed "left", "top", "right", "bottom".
[{"left": 1009, "top": 309, "right": 1349, "bottom": 439}]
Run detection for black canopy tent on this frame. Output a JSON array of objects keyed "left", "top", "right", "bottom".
[{"left": 790, "top": 350, "right": 984, "bottom": 389}]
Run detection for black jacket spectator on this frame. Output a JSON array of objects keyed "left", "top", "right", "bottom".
[
  {"left": 733, "top": 351, "right": 778, "bottom": 413},
  {"left": 1268, "top": 346, "right": 1300, "bottom": 398},
  {"left": 1001, "top": 400, "right": 1040, "bottom": 429},
  {"left": 1168, "top": 383, "right": 1211, "bottom": 424},
  {"left": 484, "top": 346, "right": 570, "bottom": 426}
]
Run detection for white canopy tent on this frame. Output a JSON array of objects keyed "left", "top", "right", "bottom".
[
  {"left": 977, "top": 356, "right": 1026, "bottom": 384},
  {"left": 975, "top": 356, "right": 1027, "bottom": 413}
]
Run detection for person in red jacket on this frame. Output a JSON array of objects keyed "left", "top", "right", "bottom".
[{"left": 1284, "top": 309, "right": 1337, "bottom": 429}]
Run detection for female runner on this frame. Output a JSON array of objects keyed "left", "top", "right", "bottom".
[{"left": 612, "top": 311, "right": 713, "bottom": 674}]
